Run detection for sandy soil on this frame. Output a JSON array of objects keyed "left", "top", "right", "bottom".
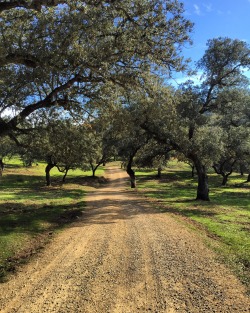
[{"left": 0, "top": 165, "right": 249, "bottom": 312}]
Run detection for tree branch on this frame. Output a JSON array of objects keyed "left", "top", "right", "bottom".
[
  {"left": 0, "top": 53, "right": 39, "bottom": 68},
  {"left": 0, "top": 1, "right": 63, "bottom": 13},
  {"left": 0, "top": 74, "right": 104, "bottom": 137}
]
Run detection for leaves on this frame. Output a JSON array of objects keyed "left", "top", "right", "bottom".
[{"left": 0, "top": 0, "right": 193, "bottom": 139}]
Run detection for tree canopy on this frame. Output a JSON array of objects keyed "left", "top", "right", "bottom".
[
  {"left": 0, "top": 2, "right": 249, "bottom": 201},
  {"left": 0, "top": 0, "right": 193, "bottom": 139},
  {"left": 139, "top": 37, "right": 250, "bottom": 200}
]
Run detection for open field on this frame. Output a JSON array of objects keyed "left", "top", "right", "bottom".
[
  {"left": 0, "top": 158, "right": 104, "bottom": 281},
  {"left": 136, "top": 160, "right": 250, "bottom": 289}
]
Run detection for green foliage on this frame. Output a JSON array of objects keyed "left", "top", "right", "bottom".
[
  {"left": 198, "top": 37, "right": 250, "bottom": 90},
  {"left": 138, "top": 38, "right": 250, "bottom": 200},
  {"left": 0, "top": 0, "right": 193, "bottom": 138},
  {"left": 0, "top": 137, "right": 18, "bottom": 160},
  {"left": 14, "top": 117, "right": 107, "bottom": 180},
  {"left": 47, "top": 119, "right": 98, "bottom": 171}
]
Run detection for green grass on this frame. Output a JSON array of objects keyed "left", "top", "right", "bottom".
[
  {"left": 0, "top": 158, "right": 105, "bottom": 281},
  {"left": 136, "top": 160, "right": 250, "bottom": 289}
]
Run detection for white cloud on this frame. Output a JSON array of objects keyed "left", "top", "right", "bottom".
[
  {"left": 194, "top": 4, "right": 201, "bottom": 15},
  {"left": 216, "top": 9, "right": 223, "bottom": 15},
  {"left": 216, "top": 9, "right": 231, "bottom": 15},
  {"left": 202, "top": 3, "right": 212, "bottom": 12}
]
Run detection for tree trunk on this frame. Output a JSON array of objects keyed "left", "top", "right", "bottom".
[
  {"left": 196, "top": 169, "right": 210, "bottom": 200},
  {"left": 92, "top": 167, "right": 96, "bottom": 177},
  {"left": 192, "top": 157, "right": 210, "bottom": 201},
  {"left": 90, "top": 162, "right": 95, "bottom": 177},
  {"left": 62, "top": 168, "right": 69, "bottom": 183},
  {"left": 157, "top": 167, "right": 162, "bottom": 178},
  {"left": 191, "top": 165, "right": 195, "bottom": 177},
  {"left": 127, "top": 168, "right": 136, "bottom": 188},
  {"left": 247, "top": 173, "right": 250, "bottom": 183},
  {"left": 45, "top": 156, "right": 56, "bottom": 186},
  {"left": 26, "top": 159, "right": 33, "bottom": 167},
  {"left": 213, "top": 160, "right": 235, "bottom": 186},
  {"left": 90, "top": 161, "right": 102, "bottom": 177},
  {"left": 222, "top": 160, "right": 235, "bottom": 186},
  {"left": 240, "top": 164, "right": 244, "bottom": 176},
  {"left": 45, "top": 163, "right": 55, "bottom": 186},
  {"left": 126, "top": 156, "right": 136, "bottom": 188},
  {"left": 222, "top": 174, "right": 228, "bottom": 186},
  {"left": 0, "top": 158, "right": 3, "bottom": 176}
]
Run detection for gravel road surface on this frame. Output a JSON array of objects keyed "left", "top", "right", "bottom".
[{"left": 0, "top": 165, "right": 249, "bottom": 312}]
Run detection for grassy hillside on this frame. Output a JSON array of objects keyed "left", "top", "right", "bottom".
[
  {"left": 136, "top": 160, "right": 250, "bottom": 289},
  {"left": 0, "top": 158, "right": 104, "bottom": 281}
]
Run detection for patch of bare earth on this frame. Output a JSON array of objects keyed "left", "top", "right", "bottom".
[{"left": 0, "top": 165, "right": 249, "bottom": 312}]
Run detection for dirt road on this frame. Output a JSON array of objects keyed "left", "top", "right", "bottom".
[{"left": 0, "top": 165, "right": 249, "bottom": 312}]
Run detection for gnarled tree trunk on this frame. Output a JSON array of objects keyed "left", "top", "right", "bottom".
[
  {"left": 90, "top": 160, "right": 103, "bottom": 177},
  {"left": 222, "top": 174, "right": 228, "bottom": 186},
  {"left": 191, "top": 164, "right": 195, "bottom": 178},
  {"left": 62, "top": 167, "right": 69, "bottom": 183},
  {"left": 45, "top": 156, "right": 56, "bottom": 186},
  {"left": 126, "top": 156, "right": 136, "bottom": 188},
  {"left": 190, "top": 155, "right": 210, "bottom": 201},
  {"left": 213, "top": 159, "right": 236, "bottom": 186},
  {"left": 196, "top": 168, "right": 209, "bottom": 200},
  {"left": 45, "top": 163, "right": 55, "bottom": 186}
]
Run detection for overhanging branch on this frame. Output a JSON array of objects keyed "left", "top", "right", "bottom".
[{"left": 0, "top": 1, "right": 63, "bottom": 13}]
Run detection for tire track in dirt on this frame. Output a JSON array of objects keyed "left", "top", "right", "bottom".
[{"left": 0, "top": 165, "right": 249, "bottom": 312}]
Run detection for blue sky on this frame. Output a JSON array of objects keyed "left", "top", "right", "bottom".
[{"left": 171, "top": 0, "right": 250, "bottom": 84}]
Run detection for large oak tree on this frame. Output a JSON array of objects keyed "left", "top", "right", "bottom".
[
  {"left": 0, "top": 0, "right": 192, "bottom": 142},
  {"left": 143, "top": 38, "right": 250, "bottom": 200}
]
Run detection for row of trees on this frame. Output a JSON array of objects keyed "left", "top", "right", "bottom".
[
  {"left": 100, "top": 44, "right": 250, "bottom": 200},
  {"left": 0, "top": 1, "right": 249, "bottom": 200},
  {"left": 1, "top": 114, "right": 111, "bottom": 184}
]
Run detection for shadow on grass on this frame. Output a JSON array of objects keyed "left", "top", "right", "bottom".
[
  {"left": 0, "top": 170, "right": 111, "bottom": 280},
  {"left": 13, "top": 186, "right": 85, "bottom": 200},
  {"left": 159, "top": 206, "right": 217, "bottom": 218},
  {"left": 0, "top": 173, "right": 45, "bottom": 190},
  {"left": 1, "top": 172, "right": 109, "bottom": 190},
  {"left": 0, "top": 173, "right": 110, "bottom": 236},
  {"left": 66, "top": 175, "right": 109, "bottom": 187},
  {"left": 137, "top": 170, "right": 193, "bottom": 182},
  {"left": 0, "top": 198, "right": 86, "bottom": 281},
  {"left": 138, "top": 172, "right": 249, "bottom": 209},
  {"left": 4, "top": 164, "right": 24, "bottom": 169},
  {"left": 0, "top": 200, "right": 86, "bottom": 235},
  {"left": 211, "top": 190, "right": 250, "bottom": 211}
]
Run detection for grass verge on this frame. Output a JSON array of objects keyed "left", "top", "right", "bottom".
[
  {"left": 0, "top": 158, "right": 105, "bottom": 281},
  {"left": 136, "top": 160, "right": 250, "bottom": 291}
]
